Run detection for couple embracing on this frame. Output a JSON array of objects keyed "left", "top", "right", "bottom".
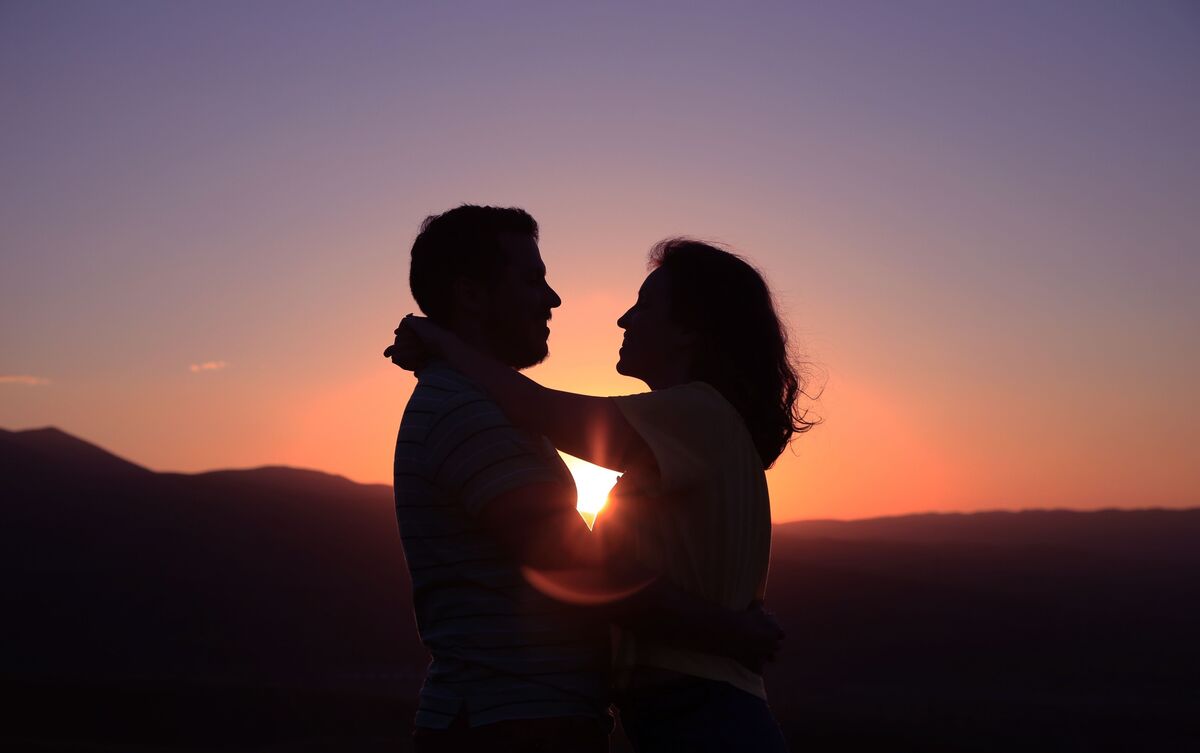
[{"left": 385, "top": 204, "right": 813, "bottom": 752}]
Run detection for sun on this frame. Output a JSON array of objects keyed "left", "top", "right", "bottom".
[{"left": 559, "top": 452, "right": 620, "bottom": 528}]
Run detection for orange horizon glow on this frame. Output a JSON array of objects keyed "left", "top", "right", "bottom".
[{"left": 3, "top": 4, "right": 1197, "bottom": 523}]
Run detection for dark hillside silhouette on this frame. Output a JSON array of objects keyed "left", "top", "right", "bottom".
[
  {"left": 2, "top": 428, "right": 1196, "bottom": 752},
  {"left": 2, "top": 427, "right": 423, "bottom": 751},
  {"left": 767, "top": 515, "right": 1200, "bottom": 752},
  {"left": 1, "top": 427, "right": 152, "bottom": 484}
]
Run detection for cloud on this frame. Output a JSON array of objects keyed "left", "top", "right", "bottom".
[
  {"left": 189, "top": 361, "right": 229, "bottom": 373},
  {"left": 0, "top": 375, "right": 50, "bottom": 386}
]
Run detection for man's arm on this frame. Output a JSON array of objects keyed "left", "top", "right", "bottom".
[
  {"left": 480, "top": 482, "right": 783, "bottom": 671},
  {"left": 602, "top": 577, "right": 783, "bottom": 674},
  {"left": 479, "top": 480, "right": 606, "bottom": 569}
]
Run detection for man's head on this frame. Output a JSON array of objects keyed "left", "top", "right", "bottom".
[{"left": 409, "top": 205, "right": 561, "bottom": 369}]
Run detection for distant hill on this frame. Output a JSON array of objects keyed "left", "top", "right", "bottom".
[
  {"left": 0, "top": 426, "right": 151, "bottom": 491},
  {"left": 766, "top": 511, "right": 1200, "bottom": 753},
  {"left": 1, "top": 427, "right": 421, "bottom": 688},
  {"left": 776, "top": 508, "right": 1200, "bottom": 565},
  {"left": 2, "top": 428, "right": 1197, "bottom": 752}
]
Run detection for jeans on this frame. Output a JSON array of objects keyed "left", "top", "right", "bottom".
[
  {"left": 617, "top": 675, "right": 790, "bottom": 753},
  {"left": 413, "top": 714, "right": 609, "bottom": 753}
]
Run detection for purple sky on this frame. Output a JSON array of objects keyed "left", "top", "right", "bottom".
[{"left": 2, "top": 1, "right": 1198, "bottom": 519}]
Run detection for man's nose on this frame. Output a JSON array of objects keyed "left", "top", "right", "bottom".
[
  {"left": 617, "top": 308, "right": 631, "bottom": 329},
  {"left": 546, "top": 283, "right": 562, "bottom": 309}
]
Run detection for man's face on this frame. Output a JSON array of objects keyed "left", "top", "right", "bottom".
[{"left": 482, "top": 233, "right": 561, "bottom": 369}]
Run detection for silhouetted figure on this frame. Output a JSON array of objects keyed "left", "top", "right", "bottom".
[
  {"left": 389, "top": 207, "right": 781, "bottom": 752},
  {"left": 392, "top": 236, "right": 808, "bottom": 752}
]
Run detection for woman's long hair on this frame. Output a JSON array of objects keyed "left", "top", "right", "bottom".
[{"left": 650, "top": 238, "right": 817, "bottom": 468}]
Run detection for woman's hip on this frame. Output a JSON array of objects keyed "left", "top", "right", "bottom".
[{"left": 615, "top": 672, "right": 789, "bottom": 753}]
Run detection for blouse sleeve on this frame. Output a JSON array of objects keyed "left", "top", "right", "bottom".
[{"left": 612, "top": 382, "right": 732, "bottom": 494}]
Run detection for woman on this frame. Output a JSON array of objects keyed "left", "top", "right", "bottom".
[{"left": 390, "top": 238, "right": 814, "bottom": 752}]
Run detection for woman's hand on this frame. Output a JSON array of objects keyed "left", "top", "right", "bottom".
[{"left": 383, "top": 315, "right": 449, "bottom": 371}]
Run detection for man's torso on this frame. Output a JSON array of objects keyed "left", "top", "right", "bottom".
[{"left": 394, "top": 364, "right": 610, "bottom": 729}]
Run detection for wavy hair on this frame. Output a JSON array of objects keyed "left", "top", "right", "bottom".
[{"left": 649, "top": 238, "right": 818, "bottom": 468}]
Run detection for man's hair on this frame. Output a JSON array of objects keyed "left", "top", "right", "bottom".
[{"left": 409, "top": 205, "right": 539, "bottom": 324}]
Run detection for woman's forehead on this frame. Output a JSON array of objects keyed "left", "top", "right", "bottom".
[{"left": 639, "top": 267, "right": 671, "bottom": 297}]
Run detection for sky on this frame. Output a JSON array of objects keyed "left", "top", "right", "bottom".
[{"left": 2, "top": 1, "right": 1198, "bottom": 521}]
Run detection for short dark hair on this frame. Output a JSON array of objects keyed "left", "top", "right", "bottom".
[
  {"left": 409, "top": 205, "right": 539, "bottom": 323},
  {"left": 649, "top": 238, "right": 818, "bottom": 468}
]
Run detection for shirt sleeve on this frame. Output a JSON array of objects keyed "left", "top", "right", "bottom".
[
  {"left": 426, "top": 391, "right": 569, "bottom": 516},
  {"left": 612, "top": 382, "right": 732, "bottom": 494}
]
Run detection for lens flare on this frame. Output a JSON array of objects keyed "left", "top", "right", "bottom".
[{"left": 521, "top": 566, "right": 655, "bottom": 605}]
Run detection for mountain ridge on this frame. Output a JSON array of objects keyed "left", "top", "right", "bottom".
[
  {"left": 4, "top": 425, "right": 1191, "bottom": 524},
  {"left": 1, "top": 425, "right": 392, "bottom": 498},
  {"left": 3, "top": 427, "right": 1196, "bottom": 752}
]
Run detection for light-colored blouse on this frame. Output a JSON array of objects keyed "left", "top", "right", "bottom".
[{"left": 598, "top": 381, "right": 772, "bottom": 699}]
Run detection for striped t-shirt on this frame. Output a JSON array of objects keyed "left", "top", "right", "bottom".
[{"left": 394, "top": 363, "right": 610, "bottom": 729}]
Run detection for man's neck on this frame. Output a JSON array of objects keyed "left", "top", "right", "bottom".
[{"left": 447, "top": 318, "right": 507, "bottom": 365}]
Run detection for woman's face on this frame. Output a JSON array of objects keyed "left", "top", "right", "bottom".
[{"left": 616, "top": 268, "right": 695, "bottom": 388}]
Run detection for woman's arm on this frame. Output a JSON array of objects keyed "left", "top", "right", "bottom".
[{"left": 387, "top": 316, "right": 650, "bottom": 472}]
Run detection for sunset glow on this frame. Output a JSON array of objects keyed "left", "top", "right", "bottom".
[
  {"left": 1, "top": 3, "right": 1196, "bottom": 521},
  {"left": 560, "top": 453, "right": 620, "bottom": 527}
]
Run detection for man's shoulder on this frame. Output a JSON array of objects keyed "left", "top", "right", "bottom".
[
  {"left": 409, "top": 363, "right": 492, "bottom": 409},
  {"left": 403, "top": 363, "right": 522, "bottom": 450}
]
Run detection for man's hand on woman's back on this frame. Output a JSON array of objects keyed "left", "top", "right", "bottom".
[{"left": 731, "top": 601, "right": 785, "bottom": 674}]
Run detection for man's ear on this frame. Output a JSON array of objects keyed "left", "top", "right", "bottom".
[
  {"left": 452, "top": 277, "right": 490, "bottom": 317},
  {"left": 677, "top": 329, "right": 701, "bottom": 350}
]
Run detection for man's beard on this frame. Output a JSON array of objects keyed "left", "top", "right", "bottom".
[{"left": 485, "top": 316, "right": 549, "bottom": 370}]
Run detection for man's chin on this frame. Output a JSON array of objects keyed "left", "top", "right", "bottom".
[
  {"left": 510, "top": 343, "right": 550, "bottom": 371},
  {"left": 485, "top": 323, "right": 549, "bottom": 370}
]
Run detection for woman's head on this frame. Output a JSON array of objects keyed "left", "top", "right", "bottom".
[{"left": 616, "top": 238, "right": 816, "bottom": 468}]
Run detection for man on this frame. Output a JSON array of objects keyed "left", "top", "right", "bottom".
[{"left": 390, "top": 205, "right": 777, "bottom": 752}]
